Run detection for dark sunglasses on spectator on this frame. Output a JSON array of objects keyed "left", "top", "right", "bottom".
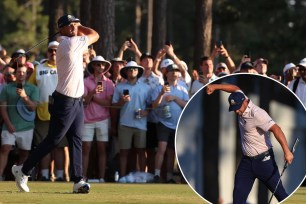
[
  {"left": 48, "top": 49, "right": 57, "bottom": 53},
  {"left": 127, "top": 67, "right": 138, "bottom": 71}
]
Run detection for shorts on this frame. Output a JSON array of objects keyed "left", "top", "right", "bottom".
[
  {"left": 118, "top": 125, "right": 146, "bottom": 149},
  {"left": 156, "top": 122, "right": 175, "bottom": 149},
  {"left": 146, "top": 122, "right": 158, "bottom": 149},
  {"left": 82, "top": 119, "right": 109, "bottom": 142},
  {"left": 34, "top": 119, "right": 68, "bottom": 148},
  {"left": 1, "top": 129, "right": 33, "bottom": 150}
]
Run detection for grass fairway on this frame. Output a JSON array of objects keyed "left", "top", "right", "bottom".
[
  {"left": 0, "top": 182, "right": 304, "bottom": 203},
  {"left": 0, "top": 182, "right": 206, "bottom": 204},
  {"left": 286, "top": 187, "right": 306, "bottom": 204}
]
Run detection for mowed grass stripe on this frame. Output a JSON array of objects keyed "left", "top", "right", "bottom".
[
  {"left": 0, "top": 182, "right": 304, "bottom": 203},
  {"left": 0, "top": 182, "right": 206, "bottom": 204}
]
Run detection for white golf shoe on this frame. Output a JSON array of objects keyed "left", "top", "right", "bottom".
[
  {"left": 73, "top": 180, "right": 90, "bottom": 193},
  {"left": 11, "top": 165, "right": 29, "bottom": 192}
]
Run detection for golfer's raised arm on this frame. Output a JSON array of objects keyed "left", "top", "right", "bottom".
[{"left": 206, "top": 84, "right": 240, "bottom": 95}]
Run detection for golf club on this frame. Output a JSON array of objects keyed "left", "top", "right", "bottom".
[
  {"left": 13, "top": 31, "right": 59, "bottom": 62},
  {"left": 268, "top": 138, "right": 299, "bottom": 204}
]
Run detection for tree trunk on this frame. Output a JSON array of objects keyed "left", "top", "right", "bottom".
[
  {"left": 194, "top": 0, "right": 212, "bottom": 67},
  {"left": 80, "top": 0, "right": 91, "bottom": 27},
  {"left": 48, "top": 1, "right": 65, "bottom": 42},
  {"left": 135, "top": 0, "right": 142, "bottom": 52},
  {"left": 147, "top": 0, "right": 153, "bottom": 53},
  {"left": 152, "top": 0, "right": 167, "bottom": 57},
  {"left": 91, "top": 0, "right": 115, "bottom": 59}
]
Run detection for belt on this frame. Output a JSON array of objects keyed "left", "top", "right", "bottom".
[
  {"left": 246, "top": 148, "right": 273, "bottom": 160},
  {"left": 53, "top": 91, "right": 83, "bottom": 101}
]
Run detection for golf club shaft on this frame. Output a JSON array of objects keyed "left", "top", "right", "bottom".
[
  {"left": 25, "top": 32, "right": 59, "bottom": 54},
  {"left": 268, "top": 138, "right": 299, "bottom": 204}
]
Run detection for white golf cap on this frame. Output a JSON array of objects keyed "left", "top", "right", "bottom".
[
  {"left": 283, "top": 63, "right": 296, "bottom": 74},
  {"left": 160, "top": 59, "right": 174, "bottom": 69},
  {"left": 48, "top": 41, "right": 59, "bottom": 48}
]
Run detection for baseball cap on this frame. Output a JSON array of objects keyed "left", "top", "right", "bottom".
[
  {"left": 48, "top": 41, "right": 59, "bottom": 48},
  {"left": 166, "top": 64, "right": 180, "bottom": 72},
  {"left": 254, "top": 58, "right": 268, "bottom": 66},
  {"left": 57, "top": 14, "right": 80, "bottom": 28},
  {"left": 228, "top": 92, "right": 246, "bottom": 112},
  {"left": 160, "top": 59, "right": 174, "bottom": 69},
  {"left": 297, "top": 58, "right": 306, "bottom": 68},
  {"left": 11, "top": 49, "right": 26, "bottom": 59},
  {"left": 216, "top": 62, "right": 228, "bottom": 70},
  {"left": 283, "top": 63, "right": 296, "bottom": 74},
  {"left": 240, "top": 62, "right": 254, "bottom": 70},
  {"left": 140, "top": 52, "right": 154, "bottom": 61}
]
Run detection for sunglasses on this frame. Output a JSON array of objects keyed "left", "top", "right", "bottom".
[
  {"left": 48, "top": 49, "right": 57, "bottom": 53},
  {"left": 127, "top": 67, "right": 138, "bottom": 71},
  {"left": 93, "top": 63, "right": 105, "bottom": 67}
]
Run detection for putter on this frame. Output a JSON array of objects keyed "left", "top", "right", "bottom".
[{"left": 268, "top": 138, "right": 299, "bottom": 204}]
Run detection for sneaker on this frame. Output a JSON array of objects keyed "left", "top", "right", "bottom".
[
  {"left": 55, "top": 177, "right": 64, "bottom": 182},
  {"left": 41, "top": 176, "right": 50, "bottom": 181},
  {"left": 153, "top": 175, "right": 161, "bottom": 183},
  {"left": 11, "top": 165, "right": 29, "bottom": 192},
  {"left": 166, "top": 178, "right": 177, "bottom": 184},
  {"left": 73, "top": 180, "right": 90, "bottom": 194}
]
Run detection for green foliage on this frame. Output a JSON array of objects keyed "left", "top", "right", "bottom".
[{"left": 0, "top": 0, "right": 48, "bottom": 57}]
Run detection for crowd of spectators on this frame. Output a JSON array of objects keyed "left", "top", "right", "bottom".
[{"left": 0, "top": 38, "right": 305, "bottom": 184}]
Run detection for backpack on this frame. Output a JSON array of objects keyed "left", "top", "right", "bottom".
[{"left": 293, "top": 77, "right": 300, "bottom": 93}]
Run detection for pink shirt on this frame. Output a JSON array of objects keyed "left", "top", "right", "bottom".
[
  {"left": 238, "top": 100, "right": 275, "bottom": 157},
  {"left": 83, "top": 75, "right": 115, "bottom": 123}
]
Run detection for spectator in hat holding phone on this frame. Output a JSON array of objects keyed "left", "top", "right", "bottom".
[
  {"left": 12, "top": 14, "right": 99, "bottom": 193},
  {"left": 151, "top": 64, "right": 189, "bottom": 183},
  {"left": 0, "top": 65, "right": 39, "bottom": 181},
  {"left": 82, "top": 56, "right": 114, "bottom": 182},
  {"left": 112, "top": 61, "right": 151, "bottom": 177}
]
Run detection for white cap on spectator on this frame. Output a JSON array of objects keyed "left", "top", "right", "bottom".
[
  {"left": 48, "top": 41, "right": 59, "bottom": 48},
  {"left": 298, "top": 58, "right": 306, "bottom": 68},
  {"left": 283, "top": 63, "right": 296, "bottom": 74},
  {"left": 160, "top": 59, "right": 174, "bottom": 69}
]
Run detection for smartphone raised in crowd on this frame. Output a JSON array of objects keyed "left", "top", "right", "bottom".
[
  {"left": 123, "top": 89, "right": 129, "bottom": 96},
  {"left": 16, "top": 83, "right": 23, "bottom": 89},
  {"left": 216, "top": 40, "right": 223, "bottom": 48}
]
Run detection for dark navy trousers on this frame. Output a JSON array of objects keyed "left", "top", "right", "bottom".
[
  {"left": 233, "top": 150, "right": 288, "bottom": 204},
  {"left": 22, "top": 91, "right": 84, "bottom": 183}
]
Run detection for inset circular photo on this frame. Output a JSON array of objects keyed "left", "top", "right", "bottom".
[{"left": 176, "top": 73, "right": 306, "bottom": 204}]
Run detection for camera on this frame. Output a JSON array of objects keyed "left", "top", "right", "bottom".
[{"left": 165, "top": 40, "right": 171, "bottom": 46}]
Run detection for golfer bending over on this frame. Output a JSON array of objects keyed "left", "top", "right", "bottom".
[{"left": 206, "top": 83, "right": 294, "bottom": 204}]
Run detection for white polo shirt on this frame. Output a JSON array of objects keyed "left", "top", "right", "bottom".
[
  {"left": 56, "top": 35, "right": 88, "bottom": 98},
  {"left": 238, "top": 100, "right": 275, "bottom": 157}
]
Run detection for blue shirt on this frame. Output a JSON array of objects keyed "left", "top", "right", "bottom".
[
  {"left": 112, "top": 80, "right": 151, "bottom": 131},
  {"left": 152, "top": 83, "right": 189, "bottom": 130},
  {"left": 139, "top": 72, "right": 164, "bottom": 123}
]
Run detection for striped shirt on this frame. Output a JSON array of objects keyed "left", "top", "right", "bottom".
[
  {"left": 56, "top": 36, "right": 88, "bottom": 98},
  {"left": 238, "top": 100, "right": 275, "bottom": 157}
]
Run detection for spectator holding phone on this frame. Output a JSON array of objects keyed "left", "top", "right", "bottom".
[
  {"left": 0, "top": 65, "right": 39, "bottom": 181},
  {"left": 82, "top": 56, "right": 114, "bottom": 182},
  {"left": 112, "top": 61, "right": 151, "bottom": 177},
  {"left": 210, "top": 41, "right": 236, "bottom": 73},
  {"left": 190, "top": 56, "right": 218, "bottom": 95}
]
